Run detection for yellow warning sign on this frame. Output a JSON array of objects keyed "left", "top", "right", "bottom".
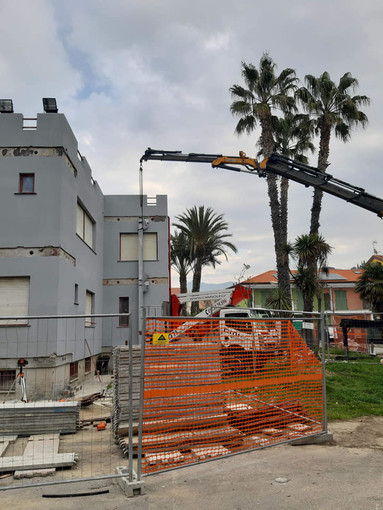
[{"left": 152, "top": 333, "right": 169, "bottom": 345}]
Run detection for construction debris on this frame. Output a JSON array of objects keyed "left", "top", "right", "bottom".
[
  {"left": 79, "top": 392, "right": 103, "bottom": 407},
  {"left": 191, "top": 446, "right": 230, "bottom": 460},
  {"left": 0, "top": 401, "right": 80, "bottom": 435},
  {"left": 14, "top": 468, "right": 56, "bottom": 479},
  {"left": 0, "top": 433, "right": 78, "bottom": 473},
  {"left": 112, "top": 346, "right": 142, "bottom": 435}
]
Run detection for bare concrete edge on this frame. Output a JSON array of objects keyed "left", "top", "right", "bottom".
[
  {"left": 290, "top": 432, "right": 334, "bottom": 446},
  {"left": 115, "top": 466, "right": 146, "bottom": 497}
]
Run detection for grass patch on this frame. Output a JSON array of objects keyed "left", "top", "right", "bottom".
[{"left": 326, "top": 357, "right": 383, "bottom": 420}]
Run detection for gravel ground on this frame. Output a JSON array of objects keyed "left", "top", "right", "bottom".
[{"left": 2, "top": 416, "right": 383, "bottom": 509}]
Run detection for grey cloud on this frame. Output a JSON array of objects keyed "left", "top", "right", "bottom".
[{"left": 1, "top": 0, "right": 383, "bottom": 283}]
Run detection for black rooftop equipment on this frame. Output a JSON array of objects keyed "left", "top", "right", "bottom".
[
  {"left": 42, "top": 98, "right": 58, "bottom": 113},
  {"left": 0, "top": 99, "right": 14, "bottom": 113}
]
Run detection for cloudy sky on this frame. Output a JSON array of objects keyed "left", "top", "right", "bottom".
[{"left": 2, "top": 0, "right": 383, "bottom": 286}]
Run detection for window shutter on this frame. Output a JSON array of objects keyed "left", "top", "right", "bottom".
[
  {"left": 76, "top": 202, "right": 94, "bottom": 248},
  {"left": 85, "top": 291, "right": 94, "bottom": 327},
  {"left": 297, "top": 292, "right": 304, "bottom": 311},
  {"left": 121, "top": 234, "right": 138, "bottom": 261},
  {"left": 84, "top": 213, "right": 93, "bottom": 247},
  {"left": 120, "top": 233, "right": 157, "bottom": 261},
  {"left": 335, "top": 290, "right": 348, "bottom": 310},
  {"left": 143, "top": 233, "right": 157, "bottom": 260},
  {"left": 76, "top": 203, "right": 83, "bottom": 237},
  {"left": 0, "top": 277, "right": 29, "bottom": 324}
]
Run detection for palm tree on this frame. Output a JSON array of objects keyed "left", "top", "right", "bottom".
[
  {"left": 355, "top": 263, "right": 383, "bottom": 314},
  {"left": 267, "top": 113, "right": 315, "bottom": 162},
  {"left": 296, "top": 71, "right": 370, "bottom": 235},
  {"left": 259, "top": 113, "right": 315, "bottom": 261},
  {"left": 265, "top": 285, "right": 292, "bottom": 314},
  {"left": 174, "top": 206, "right": 237, "bottom": 314},
  {"left": 290, "top": 233, "right": 332, "bottom": 351},
  {"left": 230, "top": 53, "right": 298, "bottom": 307},
  {"left": 170, "top": 230, "right": 192, "bottom": 294},
  {"left": 290, "top": 233, "right": 332, "bottom": 312}
]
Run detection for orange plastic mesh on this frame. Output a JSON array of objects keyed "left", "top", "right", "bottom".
[{"left": 141, "top": 317, "right": 323, "bottom": 474}]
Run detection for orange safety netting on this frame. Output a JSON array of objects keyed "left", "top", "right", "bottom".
[{"left": 141, "top": 317, "right": 324, "bottom": 474}]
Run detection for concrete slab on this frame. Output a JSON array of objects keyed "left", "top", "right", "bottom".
[{"left": 115, "top": 466, "right": 145, "bottom": 497}]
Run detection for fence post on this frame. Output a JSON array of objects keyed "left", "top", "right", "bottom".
[
  {"left": 127, "top": 316, "right": 134, "bottom": 482},
  {"left": 136, "top": 309, "right": 146, "bottom": 481},
  {"left": 320, "top": 311, "right": 328, "bottom": 433}
]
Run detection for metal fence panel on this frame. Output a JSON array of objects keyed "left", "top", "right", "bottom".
[
  {"left": 138, "top": 316, "right": 324, "bottom": 475},
  {"left": 325, "top": 311, "right": 374, "bottom": 356},
  {"left": 0, "top": 314, "right": 130, "bottom": 490}
]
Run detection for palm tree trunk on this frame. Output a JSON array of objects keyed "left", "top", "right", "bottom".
[
  {"left": 261, "top": 116, "right": 292, "bottom": 308},
  {"left": 179, "top": 271, "right": 187, "bottom": 295},
  {"left": 279, "top": 176, "right": 291, "bottom": 307},
  {"left": 280, "top": 177, "right": 289, "bottom": 243},
  {"left": 191, "top": 258, "right": 202, "bottom": 315},
  {"left": 302, "top": 290, "right": 315, "bottom": 350},
  {"left": 305, "top": 123, "right": 331, "bottom": 314},
  {"left": 310, "top": 123, "right": 331, "bottom": 235}
]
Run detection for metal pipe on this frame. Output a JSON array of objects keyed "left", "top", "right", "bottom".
[
  {"left": 136, "top": 310, "right": 147, "bottom": 481},
  {"left": 138, "top": 162, "right": 145, "bottom": 348},
  {"left": 320, "top": 311, "right": 328, "bottom": 433},
  {"left": 0, "top": 473, "right": 135, "bottom": 492},
  {"left": 0, "top": 313, "right": 130, "bottom": 321},
  {"left": 127, "top": 319, "right": 134, "bottom": 482}
]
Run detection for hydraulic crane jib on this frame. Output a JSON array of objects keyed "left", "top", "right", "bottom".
[{"left": 141, "top": 148, "right": 383, "bottom": 218}]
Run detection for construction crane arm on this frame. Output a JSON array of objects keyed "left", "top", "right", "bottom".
[
  {"left": 141, "top": 148, "right": 383, "bottom": 218},
  {"left": 266, "top": 154, "right": 383, "bottom": 218}
]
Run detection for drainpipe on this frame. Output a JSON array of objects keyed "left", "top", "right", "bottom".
[{"left": 138, "top": 162, "right": 144, "bottom": 347}]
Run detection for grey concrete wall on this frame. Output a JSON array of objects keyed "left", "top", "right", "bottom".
[
  {"left": 0, "top": 111, "right": 169, "bottom": 393},
  {"left": 102, "top": 195, "right": 169, "bottom": 345},
  {"left": 0, "top": 112, "right": 104, "bottom": 364}
]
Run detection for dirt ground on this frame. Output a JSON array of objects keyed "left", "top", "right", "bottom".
[
  {"left": 2, "top": 415, "right": 383, "bottom": 509},
  {"left": 328, "top": 415, "right": 383, "bottom": 449}
]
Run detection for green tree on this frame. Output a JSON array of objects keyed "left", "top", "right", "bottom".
[
  {"left": 261, "top": 113, "right": 315, "bottom": 264},
  {"left": 170, "top": 230, "right": 192, "bottom": 295},
  {"left": 290, "top": 233, "right": 332, "bottom": 312},
  {"left": 290, "top": 233, "right": 332, "bottom": 351},
  {"left": 174, "top": 206, "right": 237, "bottom": 314},
  {"left": 355, "top": 263, "right": 383, "bottom": 313},
  {"left": 296, "top": 72, "right": 370, "bottom": 235},
  {"left": 265, "top": 285, "right": 292, "bottom": 314},
  {"left": 264, "top": 113, "right": 315, "bottom": 162},
  {"left": 230, "top": 54, "right": 298, "bottom": 307}
]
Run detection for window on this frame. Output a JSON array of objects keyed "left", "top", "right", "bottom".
[
  {"left": 74, "top": 284, "right": 79, "bottom": 305},
  {"left": 0, "top": 277, "right": 29, "bottom": 325},
  {"left": 76, "top": 202, "right": 94, "bottom": 248},
  {"left": 296, "top": 292, "right": 304, "bottom": 311},
  {"left": 70, "top": 362, "right": 78, "bottom": 381},
  {"left": 120, "top": 233, "right": 157, "bottom": 261},
  {"left": 85, "top": 291, "right": 95, "bottom": 327},
  {"left": 0, "top": 370, "right": 16, "bottom": 392},
  {"left": 260, "top": 290, "right": 274, "bottom": 307},
  {"left": 335, "top": 290, "right": 348, "bottom": 310},
  {"left": 85, "top": 357, "right": 92, "bottom": 373},
  {"left": 119, "top": 297, "right": 129, "bottom": 326},
  {"left": 324, "top": 293, "right": 332, "bottom": 311},
  {"left": 19, "top": 174, "right": 35, "bottom": 193}
]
